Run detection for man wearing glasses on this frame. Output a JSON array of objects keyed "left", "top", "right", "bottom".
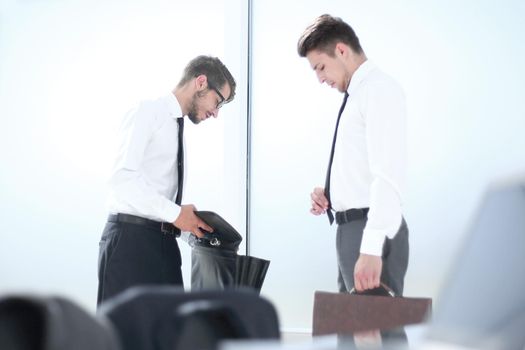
[{"left": 97, "top": 55, "right": 236, "bottom": 306}]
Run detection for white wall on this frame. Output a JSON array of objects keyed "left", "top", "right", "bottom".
[
  {"left": 249, "top": 0, "right": 525, "bottom": 331},
  {"left": 0, "top": 0, "right": 248, "bottom": 312}
]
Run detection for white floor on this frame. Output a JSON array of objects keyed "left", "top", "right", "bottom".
[{"left": 281, "top": 331, "right": 312, "bottom": 344}]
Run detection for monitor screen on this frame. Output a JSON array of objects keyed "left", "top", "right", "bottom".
[{"left": 427, "top": 177, "right": 525, "bottom": 349}]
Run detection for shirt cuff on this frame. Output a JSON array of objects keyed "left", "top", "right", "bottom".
[
  {"left": 160, "top": 203, "right": 181, "bottom": 223},
  {"left": 360, "top": 228, "right": 386, "bottom": 256}
]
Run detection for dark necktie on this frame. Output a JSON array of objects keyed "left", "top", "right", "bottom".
[
  {"left": 324, "top": 92, "right": 349, "bottom": 224},
  {"left": 175, "top": 117, "right": 184, "bottom": 205}
]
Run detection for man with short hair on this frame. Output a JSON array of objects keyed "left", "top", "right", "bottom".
[
  {"left": 297, "top": 15, "right": 409, "bottom": 296},
  {"left": 97, "top": 55, "right": 236, "bottom": 306}
]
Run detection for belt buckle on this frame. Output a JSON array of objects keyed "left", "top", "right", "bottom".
[
  {"left": 161, "top": 222, "right": 173, "bottom": 234},
  {"left": 344, "top": 210, "right": 352, "bottom": 223},
  {"left": 343, "top": 209, "right": 358, "bottom": 224}
]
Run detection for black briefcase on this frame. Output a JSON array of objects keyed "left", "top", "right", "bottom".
[{"left": 190, "top": 211, "right": 270, "bottom": 293}]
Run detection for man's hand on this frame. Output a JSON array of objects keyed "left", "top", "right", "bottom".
[
  {"left": 354, "top": 253, "right": 383, "bottom": 292},
  {"left": 310, "top": 187, "right": 329, "bottom": 215},
  {"left": 353, "top": 329, "right": 382, "bottom": 349},
  {"left": 173, "top": 204, "right": 213, "bottom": 238}
]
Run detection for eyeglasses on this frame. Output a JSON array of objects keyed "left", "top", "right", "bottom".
[{"left": 207, "top": 82, "right": 226, "bottom": 109}]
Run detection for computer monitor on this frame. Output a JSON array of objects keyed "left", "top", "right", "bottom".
[{"left": 426, "top": 176, "right": 525, "bottom": 349}]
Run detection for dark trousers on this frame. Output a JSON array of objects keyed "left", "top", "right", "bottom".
[
  {"left": 97, "top": 220, "right": 183, "bottom": 306},
  {"left": 336, "top": 217, "right": 409, "bottom": 296}
]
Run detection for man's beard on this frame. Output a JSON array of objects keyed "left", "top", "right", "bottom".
[{"left": 187, "top": 91, "right": 205, "bottom": 124}]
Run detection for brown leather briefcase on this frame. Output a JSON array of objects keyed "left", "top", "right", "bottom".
[{"left": 312, "top": 287, "right": 432, "bottom": 335}]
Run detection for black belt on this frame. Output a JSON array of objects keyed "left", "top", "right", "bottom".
[
  {"left": 335, "top": 208, "right": 369, "bottom": 225},
  {"left": 108, "top": 213, "right": 180, "bottom": 236}
]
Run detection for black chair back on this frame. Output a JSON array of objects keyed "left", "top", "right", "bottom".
[
  {"left": 99, "top": 286, "right": 280, "bottom": 350},
  {"left": 0, "top": 295, "right": 120, "bottom": 350}
]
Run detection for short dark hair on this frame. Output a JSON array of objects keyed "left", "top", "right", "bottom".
[
  {"left": 297, "top": 14, "right": 363, "bottom": 57},
  {"left": 177, "top": 55, "right": 236, "bottom": 103}
]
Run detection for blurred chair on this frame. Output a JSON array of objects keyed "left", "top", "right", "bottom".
[
  {"left": 0, "top": 295, "right": 120, "bottom": 350},
  {"left": 98, "top": 286, "right": 280, "bottom": 350}
]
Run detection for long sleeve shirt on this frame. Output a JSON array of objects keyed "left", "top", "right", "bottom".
[
  {"left": 106, "top": 93, "right": 184, "bottom": 223},
  {"left": 331, "top": 60, "right": 407, "bottom": 256}
]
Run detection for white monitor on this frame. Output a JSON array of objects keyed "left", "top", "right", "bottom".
[{"left": 426, "top": 176, "right": 525, "bottom": 349}]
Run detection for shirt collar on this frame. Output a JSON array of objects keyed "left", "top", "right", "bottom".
[
  {"left": 347, "top": 59, "right": 376, "bottom": 95},
  {"left": 164, "top": 92, "right": 184, "bottom": 119}
]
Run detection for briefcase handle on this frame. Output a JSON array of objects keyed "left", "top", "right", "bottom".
[{"left": 349, "top": 282, "right": 396, "bottom": 297}]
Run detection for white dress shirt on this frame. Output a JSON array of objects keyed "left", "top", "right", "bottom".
[
  {"left": 331, "top": 60, "right": 407, "bottom": 256},
  {"left": 106, "top": 93, "right": 184, "bottom": 223}
]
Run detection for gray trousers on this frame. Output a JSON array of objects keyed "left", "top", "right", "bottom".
[{"left": 336, "top": 217, "right": 409, "bottom": 296}]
